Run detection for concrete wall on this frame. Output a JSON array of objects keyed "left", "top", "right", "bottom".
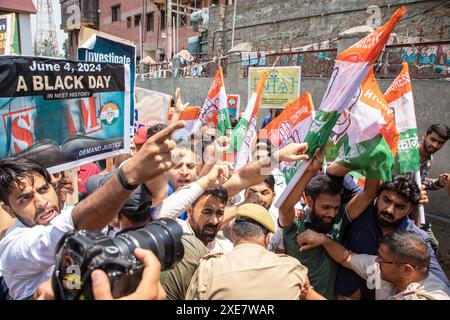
[
  {"left": 207, "top": 0, "right": 450, "bottom": 57},
  {"left": 136, "top": 76, "right": 450, "bottom": 217}
]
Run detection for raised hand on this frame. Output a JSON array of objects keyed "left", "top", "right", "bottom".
[
  {"left": 122, "top": 121, "right": 185, "bottom": 184},
  {"left": 51, "top": 172, "right": 74, "bottom": 208},
  {"left": 276, "top": 142, "right": 310, "bottom": 163},
  {"left": 419, "top": 184, "right": 429, "bottom": 205},
  {"left": 204, "top": 136, "right": 231, "bottom": 164},
  {"left": 307, "top": 147, "right": 325, "bottom": 173},
  {"left": 199, "top": 162, "right": 233, "bottom": 189},
  {"left": 438, "top": 173, "right": 450, "bottom": 187}
]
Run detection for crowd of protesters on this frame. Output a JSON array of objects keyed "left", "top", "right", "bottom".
[{"left": 0, "top": 117, "right": 449, "bottom": 300}]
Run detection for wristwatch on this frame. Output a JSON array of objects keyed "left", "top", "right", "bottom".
[{"left": 117, "top": 166, "right": 139, "bottom": 190}]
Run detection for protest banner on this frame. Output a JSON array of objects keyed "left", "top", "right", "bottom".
[
  {"left": 0, "top": 13, "right": 19, "bottom": 55},
  {"left": 78, "top": 27, "right": 136, "bottom": 133},
  {"left": 248, "top": 66, "right": 301, "bottom": 109},
  {"left": 0, "top": 56, "right": 130, "bottom": 173}
]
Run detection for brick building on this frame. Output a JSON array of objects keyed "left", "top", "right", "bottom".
[
  {"left": 98, "top": 0, "right": 233, "bottom": 62},
  {"left": 60, "top": 0, "right": 235, "bottom": 61}
]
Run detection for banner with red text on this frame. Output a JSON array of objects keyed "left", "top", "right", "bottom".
[{"left": 0, "top": 56, "right": 130, "bottom": 173}]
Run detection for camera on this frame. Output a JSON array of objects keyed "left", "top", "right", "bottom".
[{"left": 52, "top": 218, "right": 184, "bottom": 300}]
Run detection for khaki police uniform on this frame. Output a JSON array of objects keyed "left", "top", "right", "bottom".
[
  {"left": 185, "top": 203, "right": 308, "bottom": 300},
  {"left": 185, "top": 243, "right": 308, "bottom": 300}
]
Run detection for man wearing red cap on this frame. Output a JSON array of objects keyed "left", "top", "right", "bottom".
[{"left": 134, "top": 126, "right": 150, "bottom": 151}]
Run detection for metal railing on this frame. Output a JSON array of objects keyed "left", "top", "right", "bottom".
[
  {"left": 136, "top": 40, "right": 449, "bottom": 80},
  {"left": 136, "top": 57, "right": 229, "bottom": 80},
  {"left": 376, "top": 41, "right": 450, "bottom": 79},
  {"left": 239, "top": 48, "right": 337, "bottom": 78},
  {"left": 238, "top": 41, "right": 449, "bottom": 79}
]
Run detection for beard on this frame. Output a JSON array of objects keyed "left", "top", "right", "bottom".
[
  {"left": 423, "top": 140, "right": 437, "bottom": 155},
  {"left": 310, "top": 205, "right": 335, "bottom": 234},
  {"left": 374, "top": 206, "right": 403, "bottom": 229},
  {"left": 189, "top": 218, "right": 220, "bottom": 244}
]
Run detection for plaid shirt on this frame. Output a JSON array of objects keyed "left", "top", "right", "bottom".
[{"left": 420, "top": 154, "right": 445, "bottom": 190}]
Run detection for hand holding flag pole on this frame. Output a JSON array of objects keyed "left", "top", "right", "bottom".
[{"left": 414, "top": 171, "right": 426, "bottom": 225}]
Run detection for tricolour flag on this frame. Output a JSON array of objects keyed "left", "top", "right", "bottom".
[
  {"left": 385, "top": 62, "right": 425, "bottom": 224},
  {"left": 167, "top": 106, "right": 201, "bottom": 142},
  {"left": 326, "top": 69, "right": 395, "bottom": 181},
  {"left": 275, "top": 7, "right": 406, "bottom": 208},
  {"left": 385, "top": 62, "right": 420, "bottom": 174},
  {"left": 192, "top": 67, "right": 231, "bottom": 135},
  {"left": 262, "top": 92, "right": 315, "bottom": 182},
  {"left": 231, "top": 72, "right": 269, "bottom": 169},
  {"left": 303, "top": 7, "right": 405, "bottom": 159}
]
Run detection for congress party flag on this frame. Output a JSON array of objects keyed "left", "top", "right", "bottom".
[
  {"left": 192, "top": 67, "right": 231, "bottom": 135},
  {"left": 262, "top": 92, "right": 315, "bottom": 182},
  {"left": 167, "top": 106, "right": 200, "bottom": 142},
  {"left": 362, "top": 70, "right": 399, "bottom": 157},
  {"left": 385, "top": 62, "right": 425, "bottom": 224},
  {"left": 385, "top": 62, "right": 420, "bottom": 174},
  {"left": 232, "top": 72, "right": 269, "bottom": 170},
  {"left": 275, "top": 7, "right": 406, "bottom": 208},
  {"left": 326, "top": 69, "right": 395, "bottom": 181}
]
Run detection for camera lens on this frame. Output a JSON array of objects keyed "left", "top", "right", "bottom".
[{"left": 112, "top": 218, "right": 184, "bottom": 270}]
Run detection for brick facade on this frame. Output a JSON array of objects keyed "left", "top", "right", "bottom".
[{"left": 98, "top": 0, "right": 218, "bottom": 61}]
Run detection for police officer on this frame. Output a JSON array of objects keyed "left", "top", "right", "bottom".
[{"left": 186, "top": 203, "right": 325, "bottom": 300}]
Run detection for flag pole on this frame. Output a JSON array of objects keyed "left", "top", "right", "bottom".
[
  {"left": 322, "top": 156, "right": 327, "bottom": 175},
  {"left": 414, "top": 171, "right": 426, "bottom": 225}
]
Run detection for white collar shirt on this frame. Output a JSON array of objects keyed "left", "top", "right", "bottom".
[{"left": 0, "top": 207, "right": 74, "bottom": 300}]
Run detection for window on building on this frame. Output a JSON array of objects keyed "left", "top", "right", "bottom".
[
  {"left": 134, "top": 14, "right": 142, "bottom": 27},
  {"left": 111, "top": 5, "right": 121, "bottom": 22},
  {"left": 127, "top": 17, "right": 131, "bottom": 28},
  {"left": 146, "top": 12, "right": 154, "bottom": 32}
]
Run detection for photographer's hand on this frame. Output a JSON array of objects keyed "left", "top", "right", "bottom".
[{"left": 91, "top": 248, "right": 167, "bottom": 300}]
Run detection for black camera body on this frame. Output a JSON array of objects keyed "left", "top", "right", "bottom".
[{"left": 52, "top": 218, "right": 184, "bottom": 300}]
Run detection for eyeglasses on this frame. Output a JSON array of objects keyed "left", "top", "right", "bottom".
[{"left": 376, "top": 255, "right": 420, "bottom": 269}]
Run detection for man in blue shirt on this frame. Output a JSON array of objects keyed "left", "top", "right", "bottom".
[{"left": 335, "top": 175, "right": 450, "bottom": 300}]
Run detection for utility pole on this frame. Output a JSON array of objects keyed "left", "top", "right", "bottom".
[
  {"left": 231, "top": 0, "right": 237, "bottom": 49},
  {"left": 176, "top": 0, "right": 180, "bottom": 53},
  {"left": 167, "top": 0, "right": 173, "bottom": 61},
  {"left": 35, "top": 0, "right": 59, "bottom": 57}
]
